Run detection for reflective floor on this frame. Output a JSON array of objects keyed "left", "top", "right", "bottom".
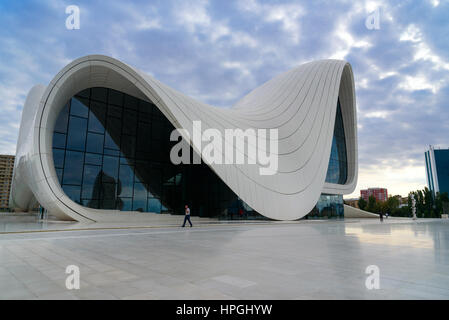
[{"left": 0, "top": 217, "right": 448, "bottom": 299}]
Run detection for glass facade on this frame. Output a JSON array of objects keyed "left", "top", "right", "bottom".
[
  {"left": 325, "top": 99, "right": 348, "bottom": 185},
  {"left": 433, "top": 149, "right": 449, "bottom": 195},
  {"left": 52, "top": 88, "right": 348, "bottom": 219},
  {"left": 307, "top": 194, "right": 344, "bottom": 219},
  {"left": 52, "top": 87, "right": 263, "bottom": 218}
]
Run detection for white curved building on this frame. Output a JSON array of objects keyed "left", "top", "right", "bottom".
[{"left": 9, "top": 55, "right": 357, "bottom": 222}]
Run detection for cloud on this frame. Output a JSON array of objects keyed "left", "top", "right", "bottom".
[{"left": 1, "top": 0, "right": 449, "bottom": 198}]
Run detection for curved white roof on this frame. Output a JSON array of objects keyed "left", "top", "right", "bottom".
[{"left": 9, "top": 55, "right": 357, "bottom": 222}]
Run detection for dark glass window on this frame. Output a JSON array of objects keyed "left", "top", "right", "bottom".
[
  {"left": 88, "top": 101, "right": 106, "bottom": 134},
  {"left": 70, "top": 97, "right": 89, "bottom": 118},
  {"left": 63, "top": 151, "right": 84, "bottom": 185},
  {"left": 148, "top": 198, "right": 161, "bottom": 213},
  {"left": 85, "top": 153, "right": 103, "bottom": 165},
  {"left": 66, "top": 116, "right": 87, "bottom": 151},
  {"left": 56, "top": 168, "right": 63, "bottom": 184},
  {"left": 62, "top": 185, "right": 81, "bottom": 204},
  {"left": 118, "top": 164, "right": 134, "bottom": 197},
  {"left": 53, "top": 132, "right": 66, "bottom": 149},
  {"left": 108, "top": 89, "right": 124, "bottom": 106},
  {"left": 123, "top": 110, "right": 137, "bottom": 135},
  {"left": 133, "top": 183, "right": 147, "bottom": 211},
  {"left": 91, "top": 87, "right": 107, "bottom": 102},
  {"left": 82, "top": 165, "right": 102, "bottom": 200},
  {"left": 76, "top": 88, "right": 90, "bottom": 99},
  {"left": 52, "top": 87, "right": 266, "bottom": 219},
  {"left": 124, "top": 94, "right": 139, "bottom": 111},
  {"left": 86, "top": 132, "right": 104, "bottom": 154},
  {"left": 53, "top": 149, "right": 65, "bottom": 168},
  {"left": 325, "top": 99, "right": 348, "bottom": 185},
  {"left": 54, "top": 103, "right": 70, "bottom": 133}
]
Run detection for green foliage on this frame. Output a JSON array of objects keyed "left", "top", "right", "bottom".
[{"left": 358, "top": 196, "right": 367, "bottom": 210}]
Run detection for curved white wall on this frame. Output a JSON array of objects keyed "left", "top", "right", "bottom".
[{"left": 10, "top": 55, "right": 358, "bottom": 222}]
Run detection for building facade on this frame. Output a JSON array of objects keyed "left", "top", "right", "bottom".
[
  {"left": 425, "top": 146, "right": 449, "bottom": 197},
  {"left": 0, "top": 155, "right": 15, "bottom": 210},
  {"left": 9, "top": 55, "right": 358, "bottom": 222},
  {"left": 361, "top": 188, "right": 388, "bottom": 202}
]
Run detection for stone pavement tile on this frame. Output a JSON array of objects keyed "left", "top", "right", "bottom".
[
  {"left": 37, "top": 291, "right": 80, "bottom": 300},
  {"left": 83, "top": 272, "right": 119, "bottom": 287},
  {"left": 24, "top": 279, "right": 67, "bottom": 297},
  {"left": 39, "top": 267, "right": 69, "bottom": 281},
  {"left": 393, "top": 282, "right": 449, "bottom": 299},
  {"left": 71, "top": 287, "right": 118, "bottom": 300},
  {"left": 0, "top": 266, "right": 11, "bottom": 276},
  {"left": 0, "top": 275, "right": 25, "bottom": 290},
  {"left": 121, "top": 291, "right": 160, "bottom": 300},
  {"left": 95, "top": 282, "right": 151, "bottom": 299},
  {"left": 0, "top": 285, "right": 36, "bottom": 300},
  {"left": 101, "top": 269, "right": 139, "bottom": 282},
  {"left": 166, "top": 283, "right": 236, "bottom": 300},
  {"left": 88, "top": 263, "right": 118, "bottom": 273}
]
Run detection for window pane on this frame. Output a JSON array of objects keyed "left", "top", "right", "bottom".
[
  {"left": 148, "top": 198, "right": 161, "bottom": 213},
  {"left": 53, "top": 148, "right": 65, "bottom": 168},
  {"left": 86, "top": 132, "right": 104, "bottom": 154},
  {"left": 88, "top": 101, "right": 106, "bottom": 134},
  {"left": 124, "top": 94, "right": 139, "bottom": 110},
  {"left": 137, "top": 123, "right": 151, "bottom": 151},
  {"left": 123, "top": 110, "right": 137, "bottom": 135},
  {"left": 66, "top": 116, "right": 87, "bottom": 151},
  {"left": 85, "top": 153, "right": 102, "bottom": 165},
  {"left": 121, "top": 135, "right": 136, "bottom": 158},
  {"left": 76, "top": 88, "right": 90, "bottom": 99},
  {"left": 82, "top": 165, "right": 102, "bottom": 199},
  {"left": 102, "top": 155, "right": 119, "bottom": 182},
  {"left": 56, "top": 168, "right": 63, "bottom": 185},
  {"left": 118, "top": 164, "right": 134, "bottom": 197},
  {"left": 133, "top": 182, "right": 147, "bottom": 211},
  {"left": 139, "top": 100, "right": 154, "bottom": 114},
  {"left": 62, "top": 185, "right": 81, "bottom": 204},
  {"left": 63, "top": 151, "right": 84, "bottom": 185},
  {"left": 118, "top": 198, "right": 132, "bottom": 211},
  {"left": 91, "top": 87, "right": 107, "bottom": 102},
  {"left": 70, "top": 97, "right": 89, "bottom": 118},
  {"left": 54, "top": 103, "right": 70, "bottom": 133},
  {"left": 104, "top": 148, "right": 120, "bottom": 156},
  {"left": 108, "top": 89, "right": 123, "bottom": 105},
  {"left": 53, "top": 132, "right": 66, "bottom": 149},
  {"left": 104, "top": 117, "right": 121, "bottom": 149},
  {"left": 108, "top": 105, "right": 122, "bottom": 118}
]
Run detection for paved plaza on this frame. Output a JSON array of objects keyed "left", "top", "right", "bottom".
[{"left": 0, "top": 216, "right": 449, "bottom": 299}]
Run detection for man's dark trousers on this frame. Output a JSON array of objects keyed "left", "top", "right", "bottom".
[{"left": 182, "top": 215, "right": 192, "bottom": 227}]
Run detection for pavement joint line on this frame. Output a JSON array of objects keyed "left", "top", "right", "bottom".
[
  {"left": 0, "top": 227, "right": 260, "bottom": 242},
  {"left": 0, "top": 218, "right": 425, "bottom": 236},
  {"left": 0, "top": 220, "right": 310, "bottom": 235}
]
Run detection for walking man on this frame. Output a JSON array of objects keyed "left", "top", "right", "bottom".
[{"left": 182, "top": 204, "right": 193, "bottom": 227}]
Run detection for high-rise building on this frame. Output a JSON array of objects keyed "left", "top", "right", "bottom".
[
  {"left": 425, "top": 146, "right": 449, "bottom": 197},
  {"left": 0, "top": 155, "right": 15, "bottom": 209},
  {"left": 360, "top": 188, "right": 388, "bottom": 202}
]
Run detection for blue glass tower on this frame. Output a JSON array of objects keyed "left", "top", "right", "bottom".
[{"left": 425, "top": 146, "right": 449, "bottom": 197}]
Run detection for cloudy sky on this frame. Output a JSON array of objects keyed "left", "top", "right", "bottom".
[{"left": 0, "top": 0, "right": 448, "bottom": 198}]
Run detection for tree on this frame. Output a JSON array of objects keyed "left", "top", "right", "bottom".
[
  {"left": 385, "top": 195, "right": 400, "bottom": 216},
  {"left": 358, "top": 197, "right": 367, "bottom": 211},
  {"left": 367, "top": 195, "right": 378, "bottom": 213}
]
